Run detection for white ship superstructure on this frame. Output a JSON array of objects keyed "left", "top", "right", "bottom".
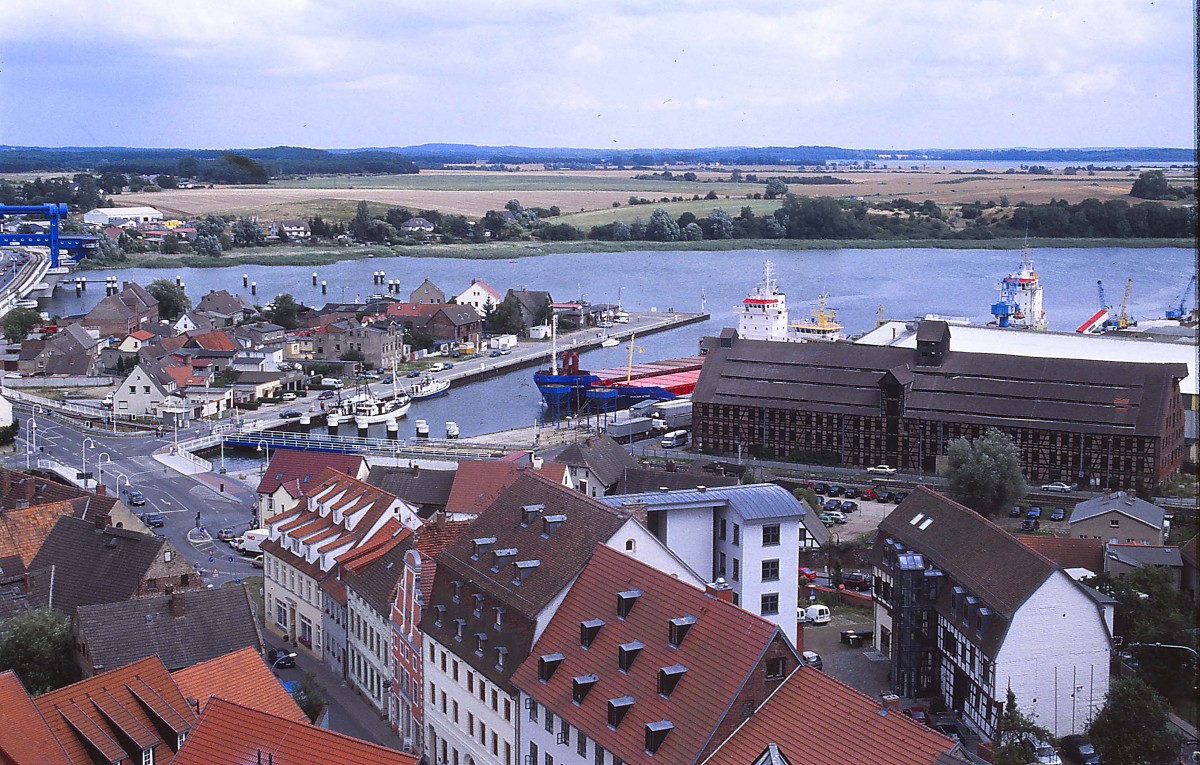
[
  {"left": 992, "top": 248, "right": 1047, "bottom": 330},
  {"left": 738, "top": 260, "right": 843, "bottom": 343}
]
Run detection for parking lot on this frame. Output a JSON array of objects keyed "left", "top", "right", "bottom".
[{"left": 800, "top": 611, "right": 890, "bottom": 698}]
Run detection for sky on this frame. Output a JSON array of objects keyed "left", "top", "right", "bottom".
[{"left": 0, "top": 0, "right": 1194, "bottom": 151}]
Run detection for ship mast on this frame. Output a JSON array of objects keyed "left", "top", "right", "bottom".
[{"left": 550, "top": 313, "right": 559, "bottom": 375}]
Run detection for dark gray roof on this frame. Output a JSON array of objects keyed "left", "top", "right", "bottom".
[
  {"left": 505, "top": 289, "right": 553, "bottom": 313},
  {"left": 552, "top": 435, "right": 638, "bottom": 488},
  {"left": 695, "top": 335, "right": 1187, "bottom": 437},
  {"left": 367, "top": 465, "right": 456, "bottom": 512},
  {"left": 74, "top": 586, "right": 262, "bottom": 673},
  {"left": 916, "top": 320, "right": 950, "bottom": 343},
  {"left": 29, "top": 517, "right": 174, "bottom": 614},
  {"left": 434, "top": 304, "right": 483, "bottom": 326},
  {"left": 610, "top": 466, "right": 738, "bottom": 495},
  {"left": 1105, "top": 544, "right": 1183, "bottom": 569},
  {"left": 342, "top": 538, "right": 414, "bottom": 617},
  {"left": 1070, "top": 492, "right": 1165, "bottom": 529},
  {"left": 0, "top": 566, "right": 51, "bottom": 620}
]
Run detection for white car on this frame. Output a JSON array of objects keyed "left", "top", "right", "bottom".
[
  {"left": 1041, "top": 482, "right": 1073, "bottom": 493},
  {"left": 867, "top": 464, "right": 897, "bottom": 475}
]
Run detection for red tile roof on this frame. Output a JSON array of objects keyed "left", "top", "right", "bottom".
[
  {"left": 172, "top": 647, "right": 307, "bottom": 722},
  {"left": 34, "top": 655, "right": 194, "bottom": 764},
  {"left": 413, "top": 519, "right": 472, "bottom": 605},
  {"left": 444, "top": 459, "right": 521, "bottom": 516},
  {"left": 1017, "top": 535, "right": 1105, "bottom": 572},
  {"left": 173, "top": 696, "right": 419, "bottom": 765},
  {"left": 257, "top": 449, "right": 364, "bottom": 496},
  {"left": 130, "top": 329, "right": 154, "bottom": 341},
  {"left": 0, "top": 499, "right": 78, "bottom": 571},
  {"left": 512, "top": 544, "right": 796, "bottom": 765},
  {"left": 0, "top": 671, "right": 72, "bottom": 765},
  {"left": 703, "top": 667, "right": 957, "bottom": 765},
  {"left": 186, "top": 330, "right": 238, "bottom": 351}
]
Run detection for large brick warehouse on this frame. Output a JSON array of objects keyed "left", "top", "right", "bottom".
[{"left": 692, "top": 321, "right": 1187, "bottom": 489}]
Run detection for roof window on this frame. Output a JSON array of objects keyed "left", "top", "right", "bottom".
[
  {"left": 909, "top": 513, "right": 925, "bottom": 526},
  {"left": 657, "top": 664, "right": 687, "bottom": 697},
  {"left": 607, "top": 696, "right": 635, "bottom": 729},
  {"left": 618, "top": 641, "right": 645, "bottom": 672},
  {"left": 538, "top": 653, "right": 565, "bottom": 683},
  {"left": 520, "top": 504, "right": 545, "bottom": 526},
  {"left": 541, "top": 514, "right": 567, "bottom": 538},
  {"left": 512, "top": 559, "right": 541, "bottom": 585},
  {"left": 668, "top": 615, "right": 696, "bottom": 647},
  {"left": 617, "top": 589, "right": 642, "bottom": 619},
  {"left": 572, "top": 674, "right": 599, "bottom": 705},
  {"left": 491, "top": 548, "right": 517, "bottom": 572},
  {"left": 580, "top": 618, "right": 605, "bottom": 648},
  {"left": 645, "top": 721, "right": 674, "bottom": 754},
  {"left": 472, "top": 537, "right": 497, "bottom": 559}
]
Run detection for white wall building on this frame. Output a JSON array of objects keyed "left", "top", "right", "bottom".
[
  {"left": 344, "top": 534, "right": 412, "bottom": 719},
  {"left": 455, "top": 278, "right": 503, "bottom": 317},
  {"left": 83, "top": 207, "right": 164, "bottom": 226}
]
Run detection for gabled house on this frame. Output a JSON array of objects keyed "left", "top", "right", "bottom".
[
  {"left": 72, "top": 585, "right": 263, "bottom": 677},
  {"left": 79, "top": 282, "right": 159, "bottom": 338},
  {"left": 113, "top": 362, "right": 176, "bottom": 416},
  {"left": 174, "top": 310, "right": 216, "bottom": 334},
  {"left": 196, "top": 289, "right": 256, "bottom": 325},
  {"left": 553, "top": 435, "right": 640, "bottom": 497},
  {"left": 512, "top": 544, "right": 800, "bottom": 765},
  {"left": 599, "top": 483, "right": 826, "bottom": 647},
  {"left": 504, "top": 288, "right": 553, "bottom": 331},
  {"left": 368, "top": 463, "right": 457, "bottom": 518},
  {"left": 391, "top": 519, "right": 471, "bottom": 751},
  {"left": 1103, "top": 543, "right": 1184, "bottom": 585},
  {"left": 256, "top": 449, "right": 366, "bottom": 525},
  {"left": 31, "top": 324, "right": 100, "bottom": 376},
  {"left": 270, "top": 218, "right": 311, "bottom": 241},
  {"left": 261, "top": 468, "right": 419, "bottom": 659},
  {"left": 30, "top": 516, "right": 199, "bottom": 615},
  {"left": 314, "top": 319, "right": 406, "bottom": 370},
  {"left": 1069, "top": 491, "right": 1166, "bottom": 546},
  {"left": 872, "top": 487, "right": 1111, "bottom": 739},
  {"left": 443, "top": 459, "right": 524, "bottom": 520},
  {"left": 427, "top": 304, "right": 483, "bottom": 347},
  {"left": 410, "top": 278, "right": 445, "bottom": 304},
  {"left": 400, "top": 217, "right": 436, "bottom": 235},
  {"left": 455, "top": 278, "right": 503, "bottom": 316},
  {"left": 419, "top": 473, "right": 703, "bottom": 765},
  {"left": 118, "top": 328, "right": 156, "bottom": 353},
  {"left": 235, "top": 320, "right": 286, "bottom": 349}
]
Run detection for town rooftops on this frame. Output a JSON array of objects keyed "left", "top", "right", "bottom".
[
  {"left": 444, "top": 459, "right": 523, "bottom": 517},
  {"left": 703, "top": 666, "right": 957, "bottom": 765},
  {"left": 553, "top": 434, "right": 639, "bottom": 488},
  {"left": 196, "top": 289, "right": 254, "bottom": 316},
  {"left": 185, "top": 329, "right": 239, "bottom": 352},
  {"left": 696, "top": 333, "right": 1187, "bottom": 437},
  {"left": 1069, "top": 491, "right": 1165, "bottom": 529},
  {"left": 34, "top": 655, "right": 195, "bottom": 764},
  {"left": 172, "top": 646, "right": 307, "bottom": 722},
  {"left": 412, "top": 520, "right": 472, "bottom": 605},
  {"left": 173, "top": 696, "right": 418, "bottom": 765},
  {"left": 611, "top": 467, "right": 739, "bottom": 495},
  {"left": 367, "top": 464, "right": 456, "bottom": 514},
  {"left": 74, "top": 586, "right": 262, "bottom": 673},
  {"left": 512, "top": 544, "right": 797, "bottom": 765},
  {"left": 1017, "top": 535, "right": 1105, "bottom": 573},
  {"left": 0, "top": 670, "right": 72, "bottom": 765},
  {"left": 0, "top": 499, "right": 82, "bottom": 575},
  {"left": 1105, "top": 543, "right": 1184, "bottom": 569},
  {"left": 877, "top": 488, "right": 1057, "bottom": 621},
  {"left": 341, "top": 526, "right": 416, "bottom": 616},
  {"left": 257, "top": 448, "right": 364, "bottom": 496}
]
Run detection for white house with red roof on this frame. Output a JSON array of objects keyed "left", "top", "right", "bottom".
[
  {"left": 261, "top": 467, "right": 418, "bottom": 659},
  {"left": 456, "top": 277, "right": 503, "bottom": 316},
  {"left": 256, "top": 448, "right": 366, "bottom": 525}
]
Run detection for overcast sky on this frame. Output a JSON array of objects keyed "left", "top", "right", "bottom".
[{"left": 0, "top": 0, "right": 1194, "bottom": 150}]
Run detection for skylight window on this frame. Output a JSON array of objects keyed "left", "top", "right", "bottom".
[{"left": 909, "top": 513, "right": 925, "bottom": 526}]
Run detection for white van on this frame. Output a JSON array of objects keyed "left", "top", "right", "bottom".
[
  {"left": 660, "top": 430, "right": 688, "bottom": 448},
  {"left": 428, "top": 362, "right": 445, "bottom": 372},
  {"left": 235, "top": 529, "right": 269, "bottom": 555},
  {"left": 798, "top": 605, "right": 831, "bottom": 624},
  {"left": 320, "top": 377, "right": 343, "bottom": 388}
]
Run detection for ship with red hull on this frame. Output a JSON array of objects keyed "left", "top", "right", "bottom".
[{"left": 534, "top": 350, "right": 704, "bottom": 414}]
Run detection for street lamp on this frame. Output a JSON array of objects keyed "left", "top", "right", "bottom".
[
  {"left": 117, "top": 474, "right": 130, "bottom": 496},
  {"left": 81, "top": 437, "right": 96, "bottom": 482},
  {"left": 96, "top": 453, "right": 111, "bottom": 490},
  {"left": 256, "top": 440, "right": 270, "bottom": 475},
  {"left": 25, "top": 417, "right": 37, "bottom": 470}
]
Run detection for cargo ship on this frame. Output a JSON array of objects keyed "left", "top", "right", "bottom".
[
  {"left": 534, "top": 347, "right": 705, "bottom": 415},
  {"left": 989, "top": 247, "right": 1047, "bottom": 330}
]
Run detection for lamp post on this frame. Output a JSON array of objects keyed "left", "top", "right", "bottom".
[
  {"left": 118, "top": 474, "right": 130, "bottom": 496},
  {"left": 256, "top": 440, "right": 270, "bottom": 476},
  {"left": 25, "top": 417, "right": 37, "bottom": 470},
  {"left": 81, "top": 437, "right": 96, "bottom": 484},
  {"left": 96, "top": 453, "right": 111, "bottom": 490}
]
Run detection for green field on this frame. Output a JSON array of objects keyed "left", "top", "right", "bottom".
[
  {"left": 265, "top": 172, "right": 747, "bottom": 195},
  {"left": 555, "top": 197, "right": 785, "bottom": 229}
]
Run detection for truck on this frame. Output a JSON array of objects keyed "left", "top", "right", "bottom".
[
  {"left": 650, "top": 399, "right": 693, "bottom": 430},
  {"left": 605, "top": 416, "right": 659, "bottom": 440},
  {"left": 233, "top": 528, "right": 269, "bottom": 555},
  {"left": 488, "top": 334, "right": 518, "bottom": 351},
  {"left": 320, "top": 377, "right": 343, "bottom": 388}
]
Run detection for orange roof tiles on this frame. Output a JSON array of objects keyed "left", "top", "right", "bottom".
[
  {"left": 0, "top": 499, "right": 77, "bottom": 571},
  {"left": 34, "top": 655, "right": 194, "bottom": 765},
  {"left": 413, "top": 520, "right": 471, "bottom": 605},
  {"left": 258, "top": 449, "right": 364, "bottom": 495},
  {"left": 130, "top": 329, "right": 155, "bottom": 341},
  {"left": 704, "top": 667, "right": 957, "bottom": 765},
  {"left": 172, "top": 647, "right": 307, "bottom": 722},
  {"left": 1017, "top": 535, "right": 1105, "bottom": 572},
  {"left": 0, "top": 671, "right": 73, "bottom": 765},
  {"left": 444, "top": 459, "right": 521, "bottom": 516},
  {"left": 174, "top": 697, "right": 419, "bottom": 765},
  {"left": 186, "top": 330, "right": 238, "bottom": 351}
]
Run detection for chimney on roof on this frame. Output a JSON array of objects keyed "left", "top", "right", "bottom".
[
  {"left": 169, "top": 590, "right": 185, "bottom": 618},
  {"left": 94, "top": 484, "right": 107, "bottom": 496},
  {"left": 531, "top": 454, "right": 543, "bottom": 470},
  {"left": 881, "top": 694, "right": 901, "bottom": 714},
  {"left": 705, "top": 578, "right": 733, "bottom": 603}
]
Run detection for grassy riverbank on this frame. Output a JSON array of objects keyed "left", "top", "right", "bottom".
[{"left": 77, "top": 237, "right": 1196, "bottom": 270}]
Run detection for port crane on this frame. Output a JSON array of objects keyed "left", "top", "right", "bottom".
[
  {"left": 1102, "top": 278, "right": 1135, "bottom": 331},
  {"left": 0, "top": 203, "right": 98, "bottom": 268},
  {"left": 1165, "top": 275, "right": 1196, "bottom": 320}
]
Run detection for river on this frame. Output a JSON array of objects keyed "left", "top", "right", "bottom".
[{"left": 46, "top": 246, "right": 1194, "bottom": 438}]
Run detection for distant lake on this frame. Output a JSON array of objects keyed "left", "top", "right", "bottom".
[{"left": 50, "top": 246, "right": 1194, "bottom": 437}]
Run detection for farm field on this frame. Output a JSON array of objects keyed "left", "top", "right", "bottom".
[{"left": 107, "top": 166, "right": 1196, "bottom": 221}]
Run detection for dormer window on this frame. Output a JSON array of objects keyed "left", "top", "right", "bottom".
[
  {"left": 520, "top": 504, "right": 544, "bottom": 526},
  {"left": 617, "top": 589, "right": 642, "bottom": 619},
  {"left": 538, "top": 652, "right": 565, "bottom": 682},
  {"left": 493, "top": 606, "right": 506, "bottom": 630},
  {"left": 512, "top": 560, "right": 541, "bottom": 585},
  {"left": 645, "top": 721, "right": 674, "bottom": 754},
  {"left": 454, "top": 618, "right": 466, "bottom": 641},
  {"left": 452, "top": 580, "right": 463, "bottom": 602},
  {"left": 472, "top": 537, "right": 497, "bottom": 559},
  {"left": 572, "top": 674, "right": 598, "bottom": 704},
  {"left": 475, "top": 632, "right": 489, "bottom": 657},
  {"left": 618, "top": 641, "right": 645, "bottom": 672},
  {"left": 950, "top": 586, "right": 965, "bottom": 615},
  {"left": 541, "top": 514, "right": 566, "bottom": 537},
  {"left": 668, "top": 615, "right": 696, "bottom": 647},
  {"left": 491, "top": 548, "right": 517, "bottom": 572},
  {"left": 472, "top": 593, "right": 485, "bottom": 616},
  {"left": 607, "top": 696, "right": 635, "bottom": 729},
  {"left": 495, "top": 646, "right": 508, "bottom": 670},
  {"left": 657, "top": 664, "right": 687, "bottom": 697},
  {"left": 976, "top": 607, "right": 993, "bottom": 636},
  {"left": 434, "top": 604, "right": 446, "bottom": 627},
  {"left": 580, "top": 618, "right": 605, "bottom": 648}
]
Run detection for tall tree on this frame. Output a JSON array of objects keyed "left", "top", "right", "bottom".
[
  {"left": 1087, "top": 677, "right": 1179, "bottom": 765},
  {"left": 945, "top": 428, "right": 1027, "bottom": 516},
  {"left": 0, "top": 608, "right": 77, "bottom": 694},
  {"left": 145, "top": 279, "right": 191, "bottom": 320},
  {"left": 707, "top": 207, "right": 735, "bottom": 239},
  {"left": 645, "top": 207, "right": 681, "bottom": 241},
  {"left": 290, "top": 671, "right": 328, "bottom": 723},
  {"left": 231, "top": 217, "right": 266, "bottom": 247},
  {"left": 1, "top": 307, "right": 41, "bottom": 343},
  {"left": 264, "top": 293, "right": 301, "bottom": 329},
  {"left": 764, "top": 178, "right": 789, "bottom": 199},
  {"left": 991, "top": 687, "right": 1051, "bottom": 765}
]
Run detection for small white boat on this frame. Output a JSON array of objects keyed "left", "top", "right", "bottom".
[
  {"left": 409, "top": 375, "right": 450, "bottom": 400},
  {"left": 337, "top": 364, "right": 411, "bottom": 423},
  {"left": 600, "top": 338, "right": 620, "bottom": 348}
]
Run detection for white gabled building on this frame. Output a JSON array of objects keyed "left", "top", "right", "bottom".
[
  {"left": 598, "top": 482, "right": 828, "bottom": 649},
  {"left": 872, "top": 487, "right": 1111, "bottom": 740},
  {"left": 83, "top": 206, "right": 164, "bottom": 226},
  {"left": 455, "top": 278, "right": 503, "bottom": 317},
  {"left": 420, "top": 472, "right": 703, "bottom": 765}
]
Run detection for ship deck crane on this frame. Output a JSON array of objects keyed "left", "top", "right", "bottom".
[{"left": 1166, "top": 275, "right": 1196, "bottom": 320}]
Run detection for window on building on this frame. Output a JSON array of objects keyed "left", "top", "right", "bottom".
[
  {"left": 545, "top": 710, "right": 554, "bottom": 733},
  {"left": 559, "top": 719, "right": 570, "bottom": 747},
  {"left": 766, "top": 657, "right": 787, "bottom": 679},
  {"left": 760, "top": 593, "right": 779, "bottom": 615},
  {"left": 142, "top": 748, "right": 153, "bottom": 765},
  {"left": 467, "top": 712, "right": 474, "bottom": 736},
  {"left": 761, "top": 559, "right": 780, "bottom": 582},
  {"left": 733, "top": 523, "right": 740, "bottom": 546},
  {"left": 1109, "top": 519, "right": 1120, "bottom": 527},
  {"left": 762, "top": 524, "right": 781, "bottom": 546},
  {"left": 732, "top": 558, "right": 740, "bottom": 581},
  {"left": 717, "top": 551, "right": 726, "bottom": 576},
  {"left": 618, "top": 641, "right": 644, "bottom": 672},
  {"left": 718, "top": 518, "right": 727, "bottom": 540},
  {"left": 577, "top": 733, "right": 587, "bottom": 758},
  {"left": 505, "top": 698, "right": 512, "bottom": 722},
  {"left": 529, "top": 697, "right": 539, "bottom": 722},
  {"left": 595, "top": 746, "right": 605, "bottom": 765}
]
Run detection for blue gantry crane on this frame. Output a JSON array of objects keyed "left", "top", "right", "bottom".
[
  {"left": 1166, "top": 275, "right": 1196, "bottom": 320},
  {"left": 0, "top": 203, "right": 99, "bottom": 268}
]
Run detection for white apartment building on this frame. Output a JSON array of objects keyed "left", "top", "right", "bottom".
[{"left": 343, "top": 531, "right": 413, "bottom": 718}]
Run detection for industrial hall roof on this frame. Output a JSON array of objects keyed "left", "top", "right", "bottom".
[{"left": 694, "top": 330, "right": 1187, "bottom": 437}]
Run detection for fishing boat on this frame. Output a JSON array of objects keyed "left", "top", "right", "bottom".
[
  {"left": 408, "top": 374, "right": 450, "bottom": 400},
  {"left": 336, "top": 366, "right": 411, "bottom": 423}
]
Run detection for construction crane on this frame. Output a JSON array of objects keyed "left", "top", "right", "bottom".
[
  {"left": 1116, "top": 278, "right": 1134, "bottom": 329},
  {"left": 1166, "top": 275, "right": 1196, "bottom": 320},
  {"left": 1098, "top": 278, "right": 1135, "bottom": 332}
]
